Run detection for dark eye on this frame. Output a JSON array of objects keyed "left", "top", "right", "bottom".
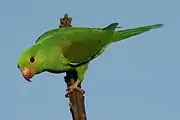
[{"left": 30, "top": 57, "right": 35, "bottom": 63}]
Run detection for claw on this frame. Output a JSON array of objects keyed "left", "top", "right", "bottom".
[
  {"left": 65, "top": 79, "right": 85, "bottom": 98},
  {"left": 65, "top": 86, "right": 85, "bottom": 98}
]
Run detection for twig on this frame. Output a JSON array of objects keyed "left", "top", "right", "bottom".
[
  {"left": 59, "top": 13, "right": 72, "bottom": 28},
  {"left": 59, "top": 14, "right": 87, "bottom": 120}
]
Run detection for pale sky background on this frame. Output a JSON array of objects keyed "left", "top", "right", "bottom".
[{"left": 0, "top": 0, "right": 179, "bottom": 120}]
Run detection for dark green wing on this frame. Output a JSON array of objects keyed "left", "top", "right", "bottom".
[
  {"left": 61, "top": 23, "right": 119, "bottom": 65},
  {"left": 61, "top": 33, "right": 108, "bottom": 65}
]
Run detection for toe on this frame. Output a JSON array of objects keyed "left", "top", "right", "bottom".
[{"left": 75, "top": 88, "right": 85, "bottom": 94}]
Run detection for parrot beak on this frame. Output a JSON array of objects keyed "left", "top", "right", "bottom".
[{"left": 21, "top": 67, "right": 36, "bottom": 82}]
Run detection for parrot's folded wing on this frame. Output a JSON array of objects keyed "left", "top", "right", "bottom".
[
  {"left": 61, "top": 23, "right": 119, "bottom": 65},
  {"left": 61, "top": 37, "right": 105, "bottom": 65}
]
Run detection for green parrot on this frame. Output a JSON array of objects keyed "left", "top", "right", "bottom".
[{"left": 17, "top": 22, "right": 163, "bottom": 95}]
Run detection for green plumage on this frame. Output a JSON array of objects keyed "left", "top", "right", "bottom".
[{"left": 17, "top": 23, "right": 163, "bottom": 82}]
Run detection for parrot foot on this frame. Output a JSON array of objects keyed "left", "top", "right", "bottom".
[{"left": 65, "top": 79, "right": 85, "bottom": 98}]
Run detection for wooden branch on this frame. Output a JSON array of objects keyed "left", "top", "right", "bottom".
[
  {"left": 59, "top": 13, "right": 72, "bottom": 28},
  {"left": 59, "top": 14, "right": 87, "bottom": 120}
]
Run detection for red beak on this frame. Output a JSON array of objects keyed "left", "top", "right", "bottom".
[{"left": 21, "top": 67, "right": 36, "bottom": 82}]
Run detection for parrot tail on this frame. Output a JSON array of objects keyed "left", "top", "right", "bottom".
[{"left": 111, "top": 24, "right": 164, "bottom": 43}]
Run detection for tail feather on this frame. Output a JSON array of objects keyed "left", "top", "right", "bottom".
[
  {"left": 111, "top": 24, "right": 164, "bottom": 43},
  {"left": 151, "top": 24, "right": 164, "bottom": 29}
]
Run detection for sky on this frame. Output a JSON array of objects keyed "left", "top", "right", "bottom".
[{"left": 0, "top": 0, "right": 180, "bottom": 120}]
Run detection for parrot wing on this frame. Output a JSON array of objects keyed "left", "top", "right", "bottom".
[{"left": 61, "top": 23, "right": 118, "bottom": 65}]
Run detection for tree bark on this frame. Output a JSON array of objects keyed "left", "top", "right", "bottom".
[{"left": 59, "top": 14, "right": 87, "bottom": 120}]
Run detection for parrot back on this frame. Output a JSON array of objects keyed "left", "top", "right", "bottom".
[{"left": 37, "top": 23, "right": 119, "bottom": 67}]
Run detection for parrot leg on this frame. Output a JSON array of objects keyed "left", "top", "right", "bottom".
[
  {"left": 65, "top": 78, "right": 85, "bottom": 97},
  {"left": 65, "top": 64, "right": 88, "bottom": 97}
]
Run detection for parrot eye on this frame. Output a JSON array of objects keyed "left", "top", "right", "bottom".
[{"left": 30, "top": 57, "right": 35, "bottom": 63}]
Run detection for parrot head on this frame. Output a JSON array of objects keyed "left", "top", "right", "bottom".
[{"left": 17, "top": 44, "right": 46, "bottom": 82}]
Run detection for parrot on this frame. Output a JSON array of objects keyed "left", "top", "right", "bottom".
[{"left": 17, "top": 22, "right": 163, "bottom": 96}]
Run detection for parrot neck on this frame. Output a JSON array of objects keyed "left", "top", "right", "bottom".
[
  {"left": 42, "top": 53, "right": 72, "bottom": 74},
  {"left": 37, "top": 42, "right": 72, "bottom": 74}
]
